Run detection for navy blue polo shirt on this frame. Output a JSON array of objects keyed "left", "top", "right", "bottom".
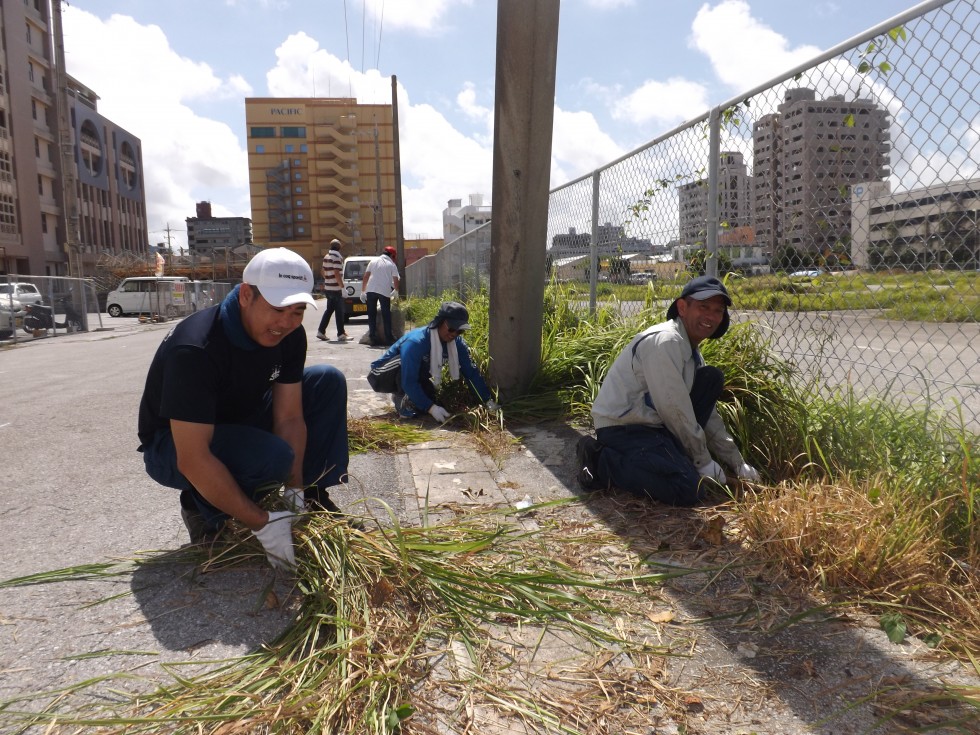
[{"left": 137, "top": 304, "right": 306, "bottom": 449}]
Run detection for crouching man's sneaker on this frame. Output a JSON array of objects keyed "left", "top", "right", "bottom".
[
  {"left": 180, "top": 505, "right": 224, "bottom": 546},
  {"left": 392, "top": 393, "right": 419, "bottom": 419},
  {"left": 575, "top": 435, "right": 604, "bottom": 491}
]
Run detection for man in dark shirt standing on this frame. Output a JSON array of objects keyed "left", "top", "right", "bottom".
[{"left": 138, "top": 247, "right": 349, "bottom": 570}]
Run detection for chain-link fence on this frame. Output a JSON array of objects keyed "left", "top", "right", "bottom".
[
  {"left": 405, "top": 222, "right": 492, "bottom": 301},
  {"left": 1, "top": 275, "right": 234, "bottom": 344},
  {"left": 547, "top": 0, "right": 980, "bottom": 430},
  {"left": 0, "top": 275, "right": 103, "bottom": 343}
]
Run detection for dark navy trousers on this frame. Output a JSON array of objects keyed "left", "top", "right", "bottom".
[
  {"left": 594, "top": 365, "right": 723, "bottom": 506},
  {"left": 143, "top": 364, "right": 349, "bottom": 530}
]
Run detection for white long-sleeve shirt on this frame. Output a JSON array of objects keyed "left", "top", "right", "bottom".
[{"left": 591, "top": 318, "right": 745, "bottom": 470}]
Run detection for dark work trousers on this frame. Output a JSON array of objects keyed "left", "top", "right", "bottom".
[
  {"left": 142, "top": 364, "right": 349, "bottom": 532},
  {"left": 366, "top": 292, "right": 394, "bottom": 345},
  {"left": 595, "top": 365, "right": 724, "bottom": 506},
  {"left": 316, "top": 290, "right": 346, "bottom": 337}
]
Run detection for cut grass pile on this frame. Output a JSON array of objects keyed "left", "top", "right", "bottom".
[{"left": 0, "top": 503, "right": 698, "bottom": 734}]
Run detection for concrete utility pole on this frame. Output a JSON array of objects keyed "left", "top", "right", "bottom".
[
  {"left": 52, "top": 0, "right": 80, "bottom": 277},
  {"left": 391, "top": 75, "right": 406, "bottom": 293},
  {"left": 488, "top": 0, "right": 560, "bottom": 399}
]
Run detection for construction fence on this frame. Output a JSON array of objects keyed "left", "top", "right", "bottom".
[{"left": 408, "top": 0, "right": 980, "bottom": 430}]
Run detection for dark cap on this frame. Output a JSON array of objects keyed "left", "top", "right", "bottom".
[
  {"left": 666, "top": 276, "right": 732, "bottom": 339},
  {"left": 383, "top": 246, "right": 397, "bottom": 258},
  {"left": 429, "top": 301, "right": 471, "bottom": 332}
]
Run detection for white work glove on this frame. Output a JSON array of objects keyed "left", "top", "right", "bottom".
[
  {"left": 428, "top": 404, "right": 451, "bottom": 423},
  {"left": 697, "top": 459, "right": 728, "bottom": 485},
  {"left": 486, "top": 399, "right": 500, "bottom": 412},
  {"left": 736, "top": 463, "right": 761, "bottom": 483},
  {"left": 283, "top": 486, "right": 306, "bottom": 513},
  {"left": 251, "top": 510, "right": 296, "bottom": 571},
  {"left": 359, "top": 292, "right": 367, "bottom": 303},
  {"left": 390, "top": 288, "right": 399, "bottom": 301}
]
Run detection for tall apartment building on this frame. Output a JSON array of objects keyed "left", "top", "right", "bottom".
[
  {"left": 244, "top": 97, "right": 396, "bottom": 268},
  {"left": 677, "top": 151, "right": 752, "bottom": 246},
  {"left": 752, "top": 88, "right": 890, "bottom": 257},
  {"left": 0, "top": 0, "right": 147, "bottom": 277},
  {"left": 186, "top": 200, "right": 252, "bottom": 252}
]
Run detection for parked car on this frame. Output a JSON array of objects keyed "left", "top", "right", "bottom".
[
  {"left": 105, "top": 276, "right": 191, "bottom": 317},
  {"left": 341, "top": 256, "right": 374, "bottom": 322},
  {"left": 788, "top": 268, "right": 825, "bottom": 278},
  {"left": 0, "top": 282, "right": 43, "bottom": 310},
  {"left": 0, "top": 303, "right": 22, "bottom": 339}
]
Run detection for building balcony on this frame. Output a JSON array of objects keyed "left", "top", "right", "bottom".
[
  {"left": 315, "top": 158, "right": 358, "bottom": 177},
  {"left": 316, "top": 191, "right": 356, "bottom": 211},
  {"left": 313, "top": 141, "right": 357, "bottom": 161},
  {"left": 314, "top": 127, "right": 356, "bottom": 147},
  {"left": 315, "top": 176, "right": 359, "bottom": 195}
]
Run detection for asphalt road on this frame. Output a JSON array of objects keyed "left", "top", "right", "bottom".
[{"left": 0, "top": 307, "right": 402, "bottom": 707}]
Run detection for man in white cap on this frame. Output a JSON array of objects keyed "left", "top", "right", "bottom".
[{"left": 137, "top": 247, "right": 350, "bottom": 571}]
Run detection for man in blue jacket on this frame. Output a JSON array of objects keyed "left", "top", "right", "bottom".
[{"left": 370, "top": 301, "right": 498, "bottom": 421}]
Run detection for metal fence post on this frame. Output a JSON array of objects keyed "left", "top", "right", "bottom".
[{"left": 706, "top": 105, "right": 721, "bottom": 279}]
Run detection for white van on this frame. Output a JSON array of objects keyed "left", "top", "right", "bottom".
[
  {"left": 106, "top": 276, "right": 191, "bottom": 317},
  {"left": 341, "top": 256, "right": 374, "bottom": 321}
]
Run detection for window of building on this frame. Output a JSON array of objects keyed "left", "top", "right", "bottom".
[
  {"left": 284, "top": 144, "right": 293, "bottom": 153},
  {"left": 250, "top": 126, "right": 275, "bottom": 138},
  {"left": 34, "top": 138, "right": 40, "bottom": 157},
  {"left": 281, "top": 126, "right": 306, "bottom": 138},
  {"left": 300, "top": 144, "right": 308, "bottom": 153},
  {"left": 294, "top": 173, "right": 301, "bottom": 180},
  {"left": 297, "top": 226, "right": 305, "bottom": 234},
  {"left": 294, "top": 186, "right": 303, "bottom": 193},
  {"left": 41, "top": 213, "right": 47, "bottom": 233},
  {"left": 293, "top": 159, "right": 300, "bottom": 166},
  {"left": 26, "top": 24, "right": 31, "bottom": 44},
  {"left": 296, "top": 213, "right": 304, "bottom": 220},
  {"left": 296, "top": 200, "right": 303, "bottom": 206},
  {"left": 255, "top": 144, "right": 265, "bottom": 153},
  {"left": 31, "top": 100, "right": 37, "bottom": 120},
  {"left": 37, "top": 174, "right": 42, "bottom": 195},
  {"left": 28, "top": 62, "right": 34, "bottom": 83}
]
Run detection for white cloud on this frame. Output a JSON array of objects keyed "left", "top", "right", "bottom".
[
  {"left": 551, "top": 107, "right": 624, "bottom": 184},
  {"left": 63, "top": 8, "right": 252, "bottom": 247},
  {"left": 362, "top": 0, "right": 472, "bottom": 33},
  {"left": 582, "top": 0, "right": 635, "bottom": 8},
  {"left": 690, "top": 0, "right": 820, "bottom": 91},
  {"left": 612, "top": 78, "right": 710, "bottom": 128}
]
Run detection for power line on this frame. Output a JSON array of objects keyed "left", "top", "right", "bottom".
[
  {"left": 342, "top": 0, "right": 353, "bottom": 97},
  {"left": 376, "top": 0, "right": 385, "bottom": 70}
]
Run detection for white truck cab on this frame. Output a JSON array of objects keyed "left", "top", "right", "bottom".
[{"left": 341, "top": 256, "right": 374, "bottom": 321}]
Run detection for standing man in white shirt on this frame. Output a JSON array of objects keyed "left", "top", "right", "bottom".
[
  {"left": 316, "top": 238, "right": 348, "bottom": 342},
  {"left": 361, "top": 245, "right": 400, "bottom": 346}
]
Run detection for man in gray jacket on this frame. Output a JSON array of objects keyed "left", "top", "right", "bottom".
[{"left": 577, "top": 276, "right": 760, "bottom": 505}]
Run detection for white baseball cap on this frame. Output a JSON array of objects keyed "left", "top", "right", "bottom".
[{"left": 242, "top": 248, "right": 317, "bottom": 309}]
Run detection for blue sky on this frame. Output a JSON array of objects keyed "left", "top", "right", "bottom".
[{"left": 61, "top": 0, "right": 916, "bottom": 248}]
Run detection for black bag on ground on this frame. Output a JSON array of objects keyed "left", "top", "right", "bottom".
[{"left": 367, "top": 355, "right": 401, "bottom": 393}]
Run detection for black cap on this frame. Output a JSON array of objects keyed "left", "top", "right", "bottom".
[
  {"left": 666, "top": 276, "right": 732, "bottom": 339},
  {"left": 429, "top": 301, "right": 471, "bottom": 331}
]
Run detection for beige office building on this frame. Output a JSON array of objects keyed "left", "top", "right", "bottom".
[
  {"left": 0, "top": 0, "right": 148, "bottom": 277},
  {"left": 244, "top": 98, "right": 396, "bottom": 268}
]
